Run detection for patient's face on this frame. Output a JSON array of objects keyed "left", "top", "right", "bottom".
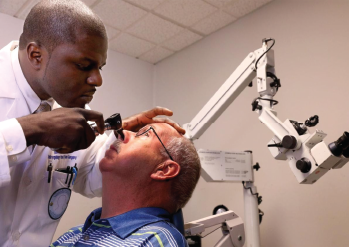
[{"left": 100, "top": 123, "right": 180, "bottom": 179}]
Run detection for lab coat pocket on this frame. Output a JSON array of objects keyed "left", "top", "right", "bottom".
[{"left": 37, "top": 171, "right": 74, "bottom": 226}]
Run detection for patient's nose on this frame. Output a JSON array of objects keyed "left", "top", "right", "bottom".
[{"left": 121, "top": 130, "right": 136, "bottom": 143}]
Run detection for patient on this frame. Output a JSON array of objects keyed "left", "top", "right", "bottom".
[{"left": 52, "top": 123, "right": 201, "bottom": 246}]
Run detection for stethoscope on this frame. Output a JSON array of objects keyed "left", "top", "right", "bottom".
[{"left": 46, "top": 164, "right": 78, "bottom": 220}]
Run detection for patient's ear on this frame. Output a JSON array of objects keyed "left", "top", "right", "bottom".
[{"left": 151, "top": 160, "right": 180, "bottom": 181}]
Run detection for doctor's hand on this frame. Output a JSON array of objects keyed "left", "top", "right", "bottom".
[
  {"left": 122, "top": 106, "right": 185, "bottom": 134},
  {"left": 17, "top": 108, "right": 105, "bottom": 153}
]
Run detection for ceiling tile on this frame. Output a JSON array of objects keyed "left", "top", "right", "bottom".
[
  {"left": 224, "top": 0, "right": 272, "bottom": 18},
  {"left": 192, "top": 10, "right": 236, "bottom": 35},
  {"left": 125, "top": 0, "right": 167, "bottom": 10},
  {"left": 92, "top": 0, "right": 147, "bottom": 30},
  {"left": 109, "top": 33, "right": 155, "bottom": 57},
  {"left": 154, "top": 0, "right": 217, "bottom": 26},
  {"left": 204, "top": 0, "right": 236, "bottom": 8},
  {"left": 105, "top": 25, "right": 120, "bottom": 40},
  {"left": 139, "top": 46, "right": 174, "bottom": 64},
  {"left": 127, "top": 14, "right": 183, "bottom": 44},
  {"left": 161, "top": 29, "right": 202, "bottom": 51},
  {"left": 0, "top": 0, "right": 27, "bottom": 16},
  {"left": 81, "top": 0, "right": 98, "bottom": 7}
]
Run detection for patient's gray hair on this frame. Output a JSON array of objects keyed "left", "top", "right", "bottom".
[{"left": 161, "top": 136, "right": 201, "bottom": 211}]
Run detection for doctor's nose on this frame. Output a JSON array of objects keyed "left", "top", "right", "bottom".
[{"left": 87, "top": 70, "right": 102, "bottom": 87}]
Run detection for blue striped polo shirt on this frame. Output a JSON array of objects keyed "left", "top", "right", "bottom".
[{"left": 51, "top": 207, "right": 188, "bottom": 247}]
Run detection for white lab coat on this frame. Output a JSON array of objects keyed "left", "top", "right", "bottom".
[{"left": 0, "top": 41, "right": 116, "bottom": 247}]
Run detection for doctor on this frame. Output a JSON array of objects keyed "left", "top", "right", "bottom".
[{"left": 0, "top": 0, "right": 185, "bottom": 246}]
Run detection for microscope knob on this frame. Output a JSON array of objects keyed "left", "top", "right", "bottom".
[
  {"left": 282, "top": 135, "right": 297, "bottom": 149},
  {"left": 296, "top": 158, "right": 312, "bottom": 173}
]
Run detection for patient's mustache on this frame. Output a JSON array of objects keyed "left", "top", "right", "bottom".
[{"left": 111, "top": 139, "right": 122, "bottom": 153}]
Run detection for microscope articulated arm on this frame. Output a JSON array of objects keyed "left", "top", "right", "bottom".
[
  {"left": 183, "top": 51, "right": 256, "bottom": 140},
  {"left": 183, "top": 38, "right": 349, "bottom": 184},
  {"left": 183, "top": 40, "right": 288, "bottom": 141},
  {"left": 184, "top": 211, "right": 245, "bottom": 247}
]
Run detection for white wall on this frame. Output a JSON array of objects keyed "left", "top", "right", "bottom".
[
  {"left": 154, "top": 1, "right": 349, "bottom": 247},
  {"left": 0, "top": 13, "right": 23, "bottom": 47},
  {"left": 0, "top": 12, "right": 154, "bottom": 241}
]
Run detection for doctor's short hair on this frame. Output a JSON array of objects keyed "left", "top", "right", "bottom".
[
  {"left": 160, "top": 136, "right": 201, "bottom": 211},
  {"left": 19, "top": 0, "right": 107, "bottom": 53}
]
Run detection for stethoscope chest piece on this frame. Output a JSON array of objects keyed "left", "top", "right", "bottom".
[{"left": 48, "top": 188, "right": 71, "bottom": 220}]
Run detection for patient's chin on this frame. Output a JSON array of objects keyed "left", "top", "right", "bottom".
[{"left": 99, "top": 156, "right": 115, "bottom": 173}]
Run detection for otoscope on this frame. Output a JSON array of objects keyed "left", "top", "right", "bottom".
[{"left": 90, "top": 113, "right": 125, "bottom": 140}]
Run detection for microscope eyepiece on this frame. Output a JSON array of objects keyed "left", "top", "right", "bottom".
[{"left": 328, "top": 131, "right": 349, "bottom": 157}]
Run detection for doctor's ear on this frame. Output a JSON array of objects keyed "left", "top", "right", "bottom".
[
  {"left": 150, "top": 160, "right": 180, "bottom": 181},
  {"left": 26, "top": 42, "right": 47, "bottom": 70}
]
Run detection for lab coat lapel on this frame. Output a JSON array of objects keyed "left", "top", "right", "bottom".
[{"left": 0, "top": 42, "right": 31, "bottom": 120}]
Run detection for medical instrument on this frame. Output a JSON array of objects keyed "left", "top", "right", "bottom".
[
  {"left": 184, "top": 150, "right": 259, "bottom": 247},
  {"left": 90, "top": 113, "right": 124, "bottom": 140},
  {"left": 185, "top": 209, "right": 245, "bottom": 247},
  {"left": 183, "top": 38, "right": 349, "bottom": 246},
  {"left": 47, "top": 163, "right": 78, "bottom": 220},
  {"left": 47, "top": 163, "right": 52, "bottom": 183},
  {"left": 71, "top": 166, "right": 78, "bottom": 186},
  {"left": 51, "top": 113, "right": 124, "bottom": 152},
  {"left": 183, "top": 38, "right": 349, "bottom": 185},
  {"left": 49, "top": 163, "right": 78, "bottom": 188}
]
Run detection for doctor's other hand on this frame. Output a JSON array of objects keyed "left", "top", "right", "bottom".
[
  {"left": 17, "top": 108, "right": 105, "bottom": 153},
  {"left": 122, "top": 106, "right": 185, "bottom": 134}
]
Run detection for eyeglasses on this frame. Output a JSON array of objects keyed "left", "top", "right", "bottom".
[{"left": 135, "top": 126, "right": 174, "bottom": 161}]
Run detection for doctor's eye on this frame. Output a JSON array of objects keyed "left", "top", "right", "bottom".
[{"left": 76, "top": 63, "right": 92, "bottom": 71}]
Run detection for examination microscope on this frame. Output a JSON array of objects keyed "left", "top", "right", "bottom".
[{"left": 182, "top": 38, "right": 349, "bottom": 247}]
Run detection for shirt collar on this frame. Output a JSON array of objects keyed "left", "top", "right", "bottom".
[
  {"left": 10, "top": 42, "right": 54, "bottom": 113},
  {"left": 83, "top": 207, "right": 171, "bottom": 239}
]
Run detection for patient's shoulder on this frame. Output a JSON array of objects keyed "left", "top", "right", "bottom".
[
  {"left": 135, "top": 221, "right": 188, "bottom": 247},
  {"left": 51, "top": 224, "right": 84, "bottom": 246}
]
